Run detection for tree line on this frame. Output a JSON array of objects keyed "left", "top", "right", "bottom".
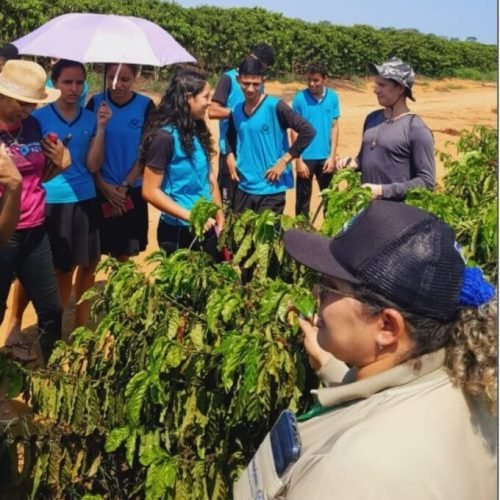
[{"left": 1, "top": 0, "right": 497, "bottom": 78}]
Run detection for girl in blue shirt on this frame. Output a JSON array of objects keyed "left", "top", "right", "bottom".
[
  {"left": 87, "top": 63, "right": 155, "bottom": 260},
  {"left": 141, "top": 66, "right": 224, "bottom": 259}
]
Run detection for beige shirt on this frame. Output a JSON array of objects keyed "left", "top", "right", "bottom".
[{"left": 277, "top": 350, "right": 497, "bottom": 500}]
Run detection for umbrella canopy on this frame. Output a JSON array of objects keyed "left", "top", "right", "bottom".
[{"left": 13, "top": 13, "right": 196, "bottom": 66}]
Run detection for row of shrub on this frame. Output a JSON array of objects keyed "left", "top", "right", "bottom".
[{"left": 1, "top": 0, "right": 497, "bottom": 78}]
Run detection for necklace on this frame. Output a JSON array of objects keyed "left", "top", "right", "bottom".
[
  {"left": 0, "top": 123, "right": 23, "bottom": 145},
  {"left": 370, "top": 112, "right": 414, "bottom": 149}
]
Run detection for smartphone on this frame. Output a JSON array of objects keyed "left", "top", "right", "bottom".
[
  {"left": 270, "top": 410, "right": 301, "bottom": 477},
  {"left": 101, "top": 196, "right": 134, "bottom": 218}
]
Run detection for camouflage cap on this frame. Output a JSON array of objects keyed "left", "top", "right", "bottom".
[{"left": 369, "top": 57, "right": 416, "bottom": 101}]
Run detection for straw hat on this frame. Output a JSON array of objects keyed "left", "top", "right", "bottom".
[{"left": 0, "top": 59, "right": 60, "bottom": 104}]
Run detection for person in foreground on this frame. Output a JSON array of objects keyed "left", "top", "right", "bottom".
[{"left": 236, "top": 200, "right": 497, "bottom": 499}]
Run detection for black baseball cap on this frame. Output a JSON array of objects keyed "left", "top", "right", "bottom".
[{"left": 283, "top": 200, "right": 465, "bottom": 322}]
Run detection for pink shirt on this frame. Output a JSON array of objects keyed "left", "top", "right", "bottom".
[{"left": 0, "top": 116, "right": 46, "bottom": 230}]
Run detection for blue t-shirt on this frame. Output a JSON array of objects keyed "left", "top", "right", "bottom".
[
  {"left": 216, "top": 68, "right": 265, "bottom": 155},
  {"left": 33, "top": 104, "right": 97, "bottom": 203},
  {"left": 292, "top": 88, "right": 340, "bottom": 160},
  {"left": 159, "top": 126, "right": 212, "bottom": 227},
  {"left": 87, "top": 92, "right": 153, "bottom": 187},
  {"left": 231, "top": 95, "right": 293, "bottom": 195},
  {"left": 218, "top": 69, "right": 244, "bottom": 155}
]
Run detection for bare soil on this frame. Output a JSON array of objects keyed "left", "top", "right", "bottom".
[{"left": 0, "top": 77, "right": 496, "bottom": 346}]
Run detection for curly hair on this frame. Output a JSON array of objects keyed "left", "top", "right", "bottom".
[
  {"left": 445, "top": 301, "right": 497, "bottom": 415},
  {"left": 139, "top": 65, "right": 213, "bottom": 165},
  {"left": 352, "top": 285, "right": 497, "bottom": 414}
]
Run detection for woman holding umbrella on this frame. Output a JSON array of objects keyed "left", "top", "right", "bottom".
[
  {"left": 86, "top": 63, "right": 155, "bottom": 261},
  {"left": 0, "top": 60, "right": 70, "bottom": 363},
  {"left": 140, "top": 66, "right": 224, "bottom": 258}
]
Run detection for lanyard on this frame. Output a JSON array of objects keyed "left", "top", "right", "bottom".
[{"left": 297, "top": 399, "right": 360, "bottom": 422}]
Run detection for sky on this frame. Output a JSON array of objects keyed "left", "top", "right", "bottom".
[{"left": 172, "top": 0, "right": 498, "bottom": 44}]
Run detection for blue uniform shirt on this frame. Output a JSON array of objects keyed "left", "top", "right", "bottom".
[
  {"left": 33, "top": 104, "right": 97, "bottom": 203},
  {"left": 292, "top": 88, "right": 340, "bottom": 160},
  {"left": 218, "top": 69, "right": 244, "bottom": 155},
  {"left": 232, "top": 96, "right": 293, "bottom": 195},
  {"left": 160, "top": 126, "right": 212, "bottom": 227},
  {"left": 87, "top": 92, "right": 152, "bottom": 187},
  {"left": 217, "top": 68, "right": 265, "bottom": 155}
]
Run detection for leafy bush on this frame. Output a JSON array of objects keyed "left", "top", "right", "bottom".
[
  {"left": 0, "top": 119, "right": 495, "bottom": 500},
  {"left": 2, "top": 212, "right": 317, "bottom": 499},
  {"left": 1, "top": 0, "right": 496, "bottom": 79}
]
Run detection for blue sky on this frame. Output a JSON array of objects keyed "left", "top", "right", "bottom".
[{"left": 173, "top": 0, "right": 497, "bottom": 44}]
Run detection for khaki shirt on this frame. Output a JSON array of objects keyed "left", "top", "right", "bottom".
[
  {"left": 277, "top": 350, "right": 497, "bottom": 499},
  {"left": 234, "top": 350, "right": 497, "bottom": 500}
]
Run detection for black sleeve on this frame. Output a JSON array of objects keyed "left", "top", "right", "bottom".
[
  {"left": 144, "top": 99, "right": 156, "bottom": 124},
  {"left": 86, "top": 96, "right": 96, "bottom": 112},
  {"left": 144, "top": 129, "right": 174, "bottom": 171},
  {"left": 226, "top": 113, "right": 237, "bottom": 156},
  {"left": 276, "top": 100, "right": 316, "bottom": 158},
  {"left": 211, "top": 74, "right": 232, "bottom": 105}
]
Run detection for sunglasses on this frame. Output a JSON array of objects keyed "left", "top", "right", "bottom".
[{"left": 313, "top": 278, "right": 357, "bottom": 303}]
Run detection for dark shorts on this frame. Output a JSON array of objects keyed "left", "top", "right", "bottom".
[
  {"left": 97, "top": 186, "right": 148, "bottom": 258},
  {"left": 45, "top": 198, "right": 101, "bottom": 272},
  {"left": 232, "top": 188, "right": 286, "bottom": 215},
  {"left": 157, "top": 220, "right": 221, "bottom": 262}
]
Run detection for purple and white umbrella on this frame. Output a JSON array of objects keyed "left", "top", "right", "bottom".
[{"left": 13, "top": 13, "right": 196, "bottom": 66}]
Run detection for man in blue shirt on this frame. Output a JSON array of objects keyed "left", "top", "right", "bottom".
[
  {"left": 208, "top": 44, "right": 275, "bottom": 206},
  {"left": 292, "top": 62, "right": 340, "bottom": 217},
  {"left": 226, "top": 57, "right": 315, "bottom": 215}
]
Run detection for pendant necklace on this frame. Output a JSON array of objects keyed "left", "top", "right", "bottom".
[
  {"left": 0, "top": 123, "right": 23, "bottom": 146},
  {"left": 370, "top": 112, "right": 413, "bottom": 150}
]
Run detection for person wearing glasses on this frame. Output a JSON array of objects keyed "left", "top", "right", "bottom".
[
  {"left": 226, "top": 57, "right": 315, "bottom": 215},
  {"left": 235, "top": 200, "right": 496, "bottom": 499}
]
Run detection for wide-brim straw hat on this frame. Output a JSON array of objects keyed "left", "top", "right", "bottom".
[{"left": 0, "top": 59, "right": 60, "bottom": 104}]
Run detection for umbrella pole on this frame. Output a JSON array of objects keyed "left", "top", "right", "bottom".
[{"left": 103, "top": 65, "right": 106, "bottom": 101}]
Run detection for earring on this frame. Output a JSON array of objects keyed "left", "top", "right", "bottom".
[{"left": 376, "top": 342, "right": 384, "bottom": 352}]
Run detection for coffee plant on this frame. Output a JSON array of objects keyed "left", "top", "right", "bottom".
[{"left": 0, "top": 126, "right": 496, "bottom": 498}]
